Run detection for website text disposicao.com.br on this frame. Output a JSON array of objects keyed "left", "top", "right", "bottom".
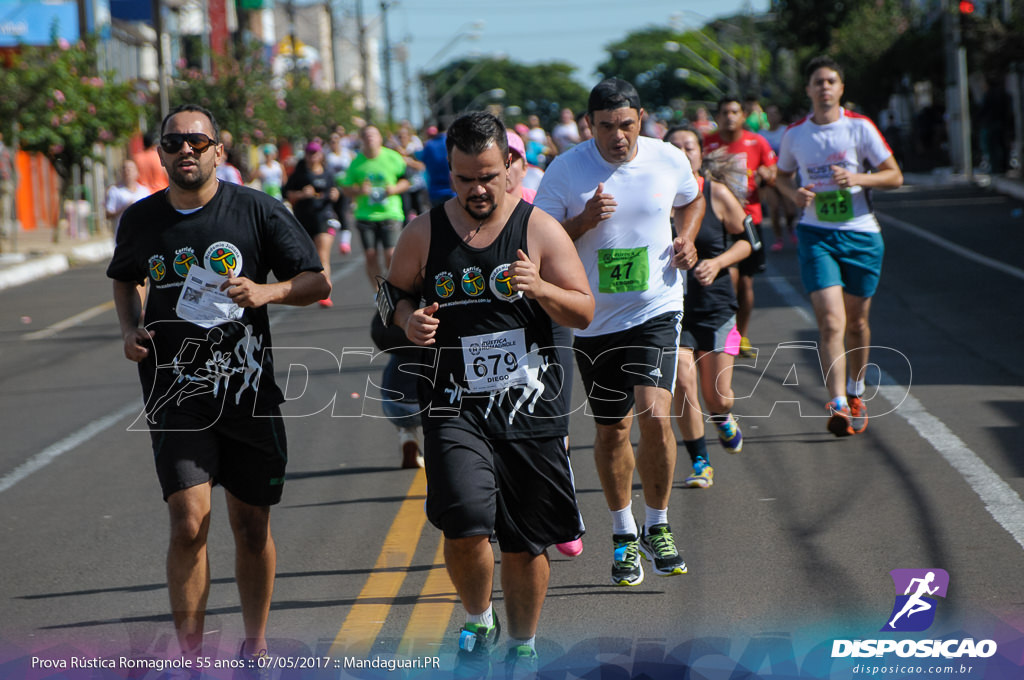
[{"left": 837, "top": 637, "right": 997, "bottom": 676}]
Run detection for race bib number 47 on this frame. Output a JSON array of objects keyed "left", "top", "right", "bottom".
[
  {"left": 597, "top": 247, "right": 649, "bottom": 294},
  {"left": 461, "top": 328, "right": 530, "bottom": 393}
]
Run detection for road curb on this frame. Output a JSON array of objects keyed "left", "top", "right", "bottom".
[
  {"left": 0, "top": 237, "right": 114, "bottom": 292},
  {"left": 0, "top": 254, "right": 70, "bottom": 291}
]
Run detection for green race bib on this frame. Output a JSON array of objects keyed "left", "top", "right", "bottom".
[
  {"left": 597, "top": 247, "right": 649, "bottom": 294},
  {"left": 814, "top": 189, "right": 854, "bottom": 223}
]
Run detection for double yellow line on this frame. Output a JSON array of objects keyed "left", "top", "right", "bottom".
[{"left": 328, "top": 468, "right": 458, "bottom": 657}]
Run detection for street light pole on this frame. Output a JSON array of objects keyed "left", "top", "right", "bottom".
[
  {"left": 380, "top": 0, "right": 395, "bottom": 124},
  {"left": 356, "top": 0, "right": 372, "bottom": 122}
]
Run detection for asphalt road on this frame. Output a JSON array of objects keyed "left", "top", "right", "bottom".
[{"left": 1, "top": 183, "right": 1022, "bottom": 679}]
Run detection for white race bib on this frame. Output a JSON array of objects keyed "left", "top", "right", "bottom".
[{"left": 461, "top": 328, "right": 529, "bottom": 393}]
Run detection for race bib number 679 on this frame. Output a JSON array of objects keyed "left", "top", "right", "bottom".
[{"left": 461, "top": 328, "right": 530, "bottom": 393}]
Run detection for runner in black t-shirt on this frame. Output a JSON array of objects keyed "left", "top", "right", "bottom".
[
  {"left": 384, "top": 112, "right": 593, "bottom": 678},
  {"left": 107, "top": 104, "right": 329, "bottom": 663}
]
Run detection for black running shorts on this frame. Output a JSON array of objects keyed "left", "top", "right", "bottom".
[
  {"left": 148, "top": 405, "right": 288, "bottom": 506},
  {"left": 424, "top": 428, "right": 583, "bottom": 555},
  {"left": 356, "top": 219, "right": 401, "bottom": 251},
  {"left": 573, "top": 311, "right": 681, "bottom": 425}
]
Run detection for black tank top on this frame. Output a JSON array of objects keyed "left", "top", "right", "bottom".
[
  {"left": 419, "top": 200, "right": 573, "bottom": 439},
  {"left": 686, "top": 178, "right": 738, "bottom": 317}
]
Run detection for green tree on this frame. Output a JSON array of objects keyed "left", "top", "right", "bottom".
[
  {"left": 595, "top": 24, "right": 772, "bottom": 117},
  {"left": 422, "top": 57, "right": 588, "bottom": 130},
  {"left": 0, "top": 37, "right": 144, "bottom": 200},
  {"left": 171, "top": 41, "right": 358, "bottom": 146}
]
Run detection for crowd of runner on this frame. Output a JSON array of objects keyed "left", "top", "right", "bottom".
[{"left": 107, "top": 54, "right": 902, "bottom": 679}]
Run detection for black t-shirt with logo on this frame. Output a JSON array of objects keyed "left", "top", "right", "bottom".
[
  {"left": 106, "top": 181, "right": 322, "bottom": 416},
  {"left": 419, "top": 201, "right": 573, "bottom": 440}
]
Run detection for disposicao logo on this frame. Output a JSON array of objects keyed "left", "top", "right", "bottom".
[{"left": 831, "top": 568, "right": 998, "bottom": 660}]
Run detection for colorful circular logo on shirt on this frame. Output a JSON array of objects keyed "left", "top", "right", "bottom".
[
  {"left": 172, "top": 248, "right": 197, "bottom": 278},
  {"left": 489, "top": 264, "right": 522, "bottom": 302},
  {"left": 204, "top": 241, "right": 243, "bottom": 277},
  {"left": 148, "top": 255, "right": 166, "bottom": 282},
  {"left": 434, "top": 272, "right": 455, "bottom": 299},
  {"left": 461, "top": 267, "right": 486, "bottom": 297}
]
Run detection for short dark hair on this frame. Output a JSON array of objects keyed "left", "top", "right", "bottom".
[
  {"left": 160, "top": 104, "right": 220, "bottom": 141},
  {"left": 805, "top": 55, "right": 844, "bottom": 84},
  {"left": 663, "top": 124, "right": 703, "bottom": 154},
  {"left": 445, "top": 111, "right": 508, "bottom": 167},
  {"left": 716, "top": 96, "right": 743, "bottom": 114},
  {"left": 587, "top": 78, "right": 641, "bottom": 117}
]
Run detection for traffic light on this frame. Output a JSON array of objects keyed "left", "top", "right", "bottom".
[{"left": 959, "top": 0, "right": 975, "bottom": 13}]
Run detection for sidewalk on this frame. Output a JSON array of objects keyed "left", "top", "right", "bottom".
[
  {"left": 2, "top": 169, "right": 1022, "bottom": 293},
  {"left": 0, "top": 226, "right": 114, "bottom": 292}
]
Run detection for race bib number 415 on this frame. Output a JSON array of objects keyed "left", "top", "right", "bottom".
[
  {"left": 461, "top": 328, "right": 530, "bottom": 393},
  {"left": 814, "top": 189, "right": 853, "bottom": 222},
  {"left": 597, "top": 247, "right": 649, "bottom": 294}
]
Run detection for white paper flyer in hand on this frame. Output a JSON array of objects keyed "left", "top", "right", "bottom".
[{"left": 175, "top": 265, "right": 244, "bottom": 328}]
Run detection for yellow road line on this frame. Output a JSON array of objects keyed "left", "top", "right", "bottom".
[
  {"left": 397, "top": 535, "right": 457, "bottom": 657},
  {"left": 328, "top": 468, "right": 429, "bottom": 657},
  {"left": 23, "top": 300, "right": 116, "bottom": 341}
]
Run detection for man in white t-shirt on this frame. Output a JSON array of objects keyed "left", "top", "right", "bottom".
[
  {"left": 551, "top": 107, "right": 581, "bottom": 154},
  {"left": 535, "top": 78, "right": 704, "bottom": 587},
  {"left": 777, "top": 56, "right": 903, "bottom": 437},
  {"left": 105, "top": 159, "right": 152, "bottom": 232}
]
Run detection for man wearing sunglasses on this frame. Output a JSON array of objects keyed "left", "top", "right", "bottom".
[{"left": 107, "top": 104, "right": 330, "bottom": 664}]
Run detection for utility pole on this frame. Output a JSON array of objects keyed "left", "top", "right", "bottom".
[
  {"left": 151, "top": 0, "right": 169, "bottom": 118},
  {"left": 286, "top": 0, "right": 298, "bottom": 85},
  {"left": 356, "top": 0, "right": 371, "bottom": 122},
  {"left": 380, "top": 1, "right": 395, "bottom": 124},
  {"left": 945, "top": 0, "right": 973, "bottom": 179}
]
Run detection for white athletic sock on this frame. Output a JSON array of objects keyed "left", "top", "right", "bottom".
[
  {"left": 830, "top": 395, "right": 849, "bottom": 410},
  {"left": 509, "top": 636, "right": 536, "bottom": 652},
  {"left": 644, "top": 505, "right": 668, "bottom": 532},
  {"left": 610, "top": 505, "right": 638, "bottom": 537},
  {"left": 466, "top": 604, "right": 493, "bottom": 628},
  {"left": 847, "top": 378, "right": 865, "bottom": 398}
]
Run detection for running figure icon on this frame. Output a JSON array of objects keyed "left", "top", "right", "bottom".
[{"left": 888, "top": 571, "right": 939, "bottom": 629}]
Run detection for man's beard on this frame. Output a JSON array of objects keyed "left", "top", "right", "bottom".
[
  {"left": 167, "top": 161, "right": 213, "bottom": 190},
  {"left": 462, "top": 196, "right": 496, "bottom": 222}
]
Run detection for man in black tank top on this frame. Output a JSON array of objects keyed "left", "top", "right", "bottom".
[{"left": 383, "top": 112, "right": 594, "bottom": 677}]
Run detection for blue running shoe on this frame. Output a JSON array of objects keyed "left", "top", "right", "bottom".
[
  {"left": 503, "top": 644, "right": 538, "bottom": 680},
  {"left": 685, "top": 458, "right": 714, "bottom": 488},
  {"left": 611, "top": 533, "right": 644, "bottom": 586},
  {"left": 716, "top": 416, "right": 743, "bottom": 453},
  {"left": 454, "top": 619, "right": 501, "bottom": 679}
]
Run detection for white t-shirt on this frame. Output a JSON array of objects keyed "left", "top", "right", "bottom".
[
  {"left": 778, "top": 109, "right": 894, "bottom": 233},
  {"left": 535, "top": 136, "right": 699, "bottom": 337},
  {"left": 551, "top": 121, "right": 580, "bottom": 153},
  {"left": 106, "top": 183, "right": 152, "bottom": 230}
]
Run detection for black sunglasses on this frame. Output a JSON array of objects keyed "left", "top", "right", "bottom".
[{"left": 160, "top": 132, "right": 217, "bottom": 154}]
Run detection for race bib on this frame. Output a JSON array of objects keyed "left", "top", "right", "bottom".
[
  {"left": 814, "top": 189, "right": 854, "bottom": 223},
  {"left": 461, "top": 328, "right": 529, "bottom": 393},
  {"left": 597, "top": 247, "right": 649, "bottom": 294}
]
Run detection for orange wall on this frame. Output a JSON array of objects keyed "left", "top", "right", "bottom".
[{"left": 15, "top": 151, "right": 60, "bottom": 230}]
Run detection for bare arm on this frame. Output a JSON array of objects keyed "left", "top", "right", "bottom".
[
  {"left": 518, "top": 212, "right": 594, "bottom": 330},
  {"left": 113, "top": 279, "right": 153, "bottom": 362},
  {"left": 831, "top": 156, "right": 903, "bottom": 190},
  {"left": 776, "top": 169, "right": 814, "bottom": 208},
  {"left": 222, "top": 269, "right": 330, "bottom": 308},
  {"left": 670, "top": 190, "right": 706, "bottom": 269},
  {"left": 693, "top": 181, "right": 752, "bottom": 286},
  {"left": 386, "top": 215, "right": 437, "bottom": 346}
]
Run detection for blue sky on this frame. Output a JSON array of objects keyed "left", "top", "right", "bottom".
[{"left": 391, "top": 0, "right": 771, "bottom": 89}]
